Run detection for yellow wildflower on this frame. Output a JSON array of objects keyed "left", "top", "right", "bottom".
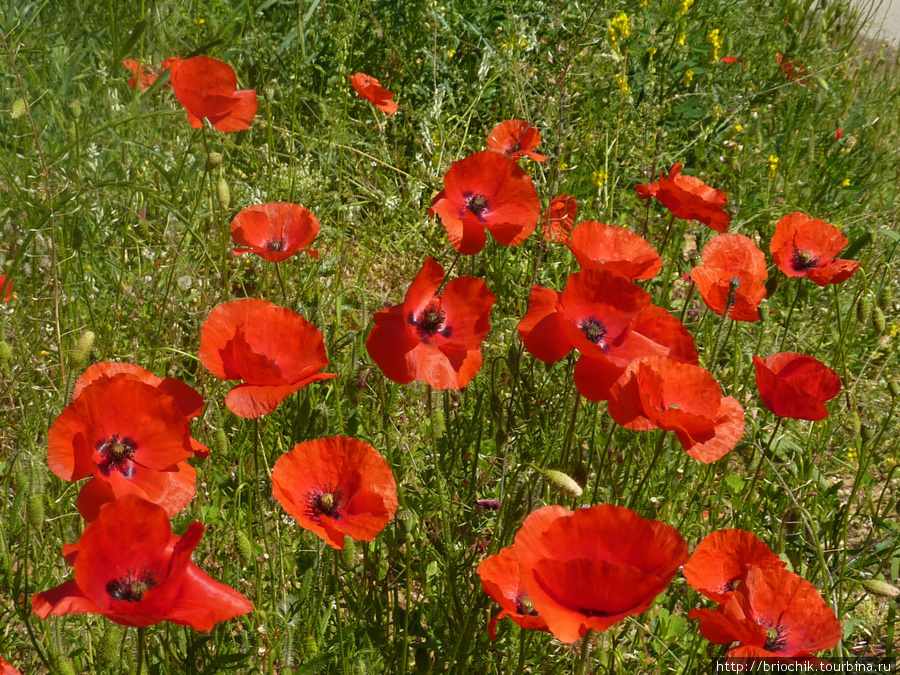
[
  {"left": 447, "top": 49, "right": 456, "bottom": 58},
  {"left": 682, "top": 70, "right": 694, "bottom": 86},
  {"left": 647, "top": 47, "right": 657, "bottom": 61},
  {"left": 840, "top": 178, "right": 850, "bottom": 187},
  {"left": 734, "top": 124, "right": 743, "bottom": 133},
  {"left": 609, "top": 13, "right": 630, "bottom": 48},
  {"left": 680, "top": 0, "right": 694, "bottom": 16},
  {"left": 615, "top": 73, "right": 630, "bottom": 94},
  {"left": 707, "top": 29, "right": 723, "bottom": 62},
  {"left": 889, "top": 323, "right": 900, "bottom": 338},
  {"left": 846, "top": 447, "right": 858, "bottom": 463},
  {"left": 767, "top": 155, "right": 779, "bottom": 178},
  {"left": 592, "top": 169, "right": 608, "bottom": 187},
  {"left": 675, "top": 29, "right": 686, "bottom": 47}
]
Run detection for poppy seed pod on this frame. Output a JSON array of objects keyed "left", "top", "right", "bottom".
[{"left": 888, "top": 380, "right": 900, "bottom": 398}]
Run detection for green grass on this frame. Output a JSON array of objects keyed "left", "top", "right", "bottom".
[{"left": 1, "top": 0, "right": 900, "bottom": 672}]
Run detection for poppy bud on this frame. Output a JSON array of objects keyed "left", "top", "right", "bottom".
[
  {"left": 0, "top": 340, "right": 11, "bottom": 375},
  {"left": 889, "top": 380, "right": 900, "bottom": 398},
  {"left": 217, "top": 177, "right": 231, "bottom": 209},
  {"left": 27, "top": 494, "right": 44, "bottom": 531},
  {"left": 845, "top": 411, "right": 861, "bottom": 438},
  {"left": 100, "top": 624, "right": 121, "bottom": 666},
  {"left": 341, "top": 536, "right": 356, "bottom": 568},
  {"left": 835, "top": 128, "right": 843, "bottom": 141},
  {"left": 861, "top": 579, "right": 900, "bottom": 599},
  {"left": 303, "top": 635, "right": 319, "bottom": 658},
  {"left": 216, "top": 428, "right": 229, "bottom": 455},
  {"left": 70, "top": 330, "right": 95, "bottom": 368},
  {"left": 873, "top": 306, "right": 886, "bottom": 336},
  {"left": 856, "top": 295, "right": 872, "bottom": 324},
  {"left": 878, "top": 284, "right": 893, "bottom": 311},
  {"left": 235, "top": 531, "right": 253, "bottom": 564},
  {"left": 206, "top": 152, "right": 223, "bottom": 171},
  {"left": 55, "top": 657, "right": 76, "bottom": 675},
  {"left": 542, "top": 469, "right": 583, "bottom": 498},
  {"left": 431, "top": 406, "right": 445, "bottom": 439},
  {"left": 11, "top": 98, "right": 26, "bottom": 120}
]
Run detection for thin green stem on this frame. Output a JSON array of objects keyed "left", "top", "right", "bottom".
[
  {"left": 777, "top": 280, "right": 804, "bottom": 351},
  {"left": 574, "top": 630, "right": 593, "bottom": 675},
  {"left": 136, "top": 627, "right": 146, "bottom": 675},
  {"left": 628, "top": 432, "right": 668, "bottom": 508}
]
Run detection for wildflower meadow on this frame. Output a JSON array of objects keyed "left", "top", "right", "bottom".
[{"left": 2, "top": 0, "right": 900, "bottom": 672}]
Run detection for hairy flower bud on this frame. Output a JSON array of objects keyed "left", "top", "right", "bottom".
[
  {"left": 872, "top": 306, "right": 886, "bottom": 336},
  {"left": 542, "top": 469, "right": 584, "bottom": 498},
  {"left": 856, "top": 295, "right": 872, "bottom": 325},
  {"left": 861, "top": 579, "right": 900, "bottom": 599},
  {"left": 217, "top": 177, "right": 231, "bottom": 209}
]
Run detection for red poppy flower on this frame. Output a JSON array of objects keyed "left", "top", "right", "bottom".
[
  {"left": 73, "top": 361, "right": 209, "bottom": 459},
  {"left": 349, "top": 73, "right": 398, "bottom": 115},
  {"left": 566, "top": 221, "right": 662, "bottom": 280},
  {"left": 486, "top": 120, "right": 547, "bottom": 162},
  {"left": 835, "top": 128, "right": 843, "bottom": 141},
  {"left": 366, "top": 258, "right": 496, "bottom": 390},
  {"left": 770, "top": 212, "right": 860, "bottom": 286},
  {"left": 477, "top": 546, "right": 550, "bottom": 641},
  {"left": 429, "top": 151, "right": 541, "bottom": 255},
  {"left": 688, "top": 566, "right": 841, "bottom": 658},
  {"left": 683, "top": 529, "right": 785, "bottom": 603},
  {"left": 199, "top": 299, "right": 335, "bottom": 418},
  {"left": 690, "top": 234, "right": 768, "bottom": 321},
  {"left": 169, "top": 56, "right": 257, "bottom": 132},
  {"left": 752, "top": 352, "right": 841, "bottom": 421},
  {"left": 0, "top": 657, "right": 20, "bottom": 675},
  {"left": 0, "top": 275, "right": 11, "bottom": 302},
  {"left": 511, "top": 504, "right": 688, "bottom": 643},
  {"left": 272, "top": 436, "right": 398, "bottom": 550},
  {"left": 231, "top": 202, "right": 320, "bottom": 263},
  {"left": 543, "top": 195, "right": 577, "bottom": 242},
  {"left": 636, "top": 164, "right": 730, "bottom": 233},
  {"left": 776, "top": 54, "right": 811, "bottom": 85},
  {"left": 608, "top": 357, "right": 745, "bottom": 463},
  {"left": 32, "top": 494, "right": 252, "bottom": 629},
  {"left": 48, "top": 374, "right": 197, "bottom": 521},
  {"left": 122, "top": 57, "right": 179, "bottom": 90},
  {"left": 720, "top": 56, "right": 740, "bottom": 64},
  {"left": 518, "top": 270, "right": 698, "bottom": 401}
]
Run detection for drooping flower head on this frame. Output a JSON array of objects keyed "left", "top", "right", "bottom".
[
  {"left": 48, "top": 374, "right": 198, "bottom": 521},
  {"left": 566, "top": 221, "right": 662, "bottom": 280},
  {"left": 477, "top": 546, "right": 550, "bottom": 641},
  {"left": 33, "top": 494, "right": 252, "bottom": 629},
  {"left": 637, "top": 163, "right": 730, "bottom": 233},
  {"left": 169, "top": 56, "right": 257, "bottom": 132},
  {"left": 272, "top": 436, "right": 398, "bottom": 550},
  {"left": 688, "top": 566, "right": 841, "bottom": 658},
  {"left": 122, "top": 57, "right": 180, "bottom": 90},
  {"left": 511, "top": 504, "right": 688, "bottom": 643},
  {"left": 429, "top": 151, "right": 541, "bottom": 255},
  {"left": 543, "top": 195, "right": 577, "bottom": 242},
  {"left": 518, "top": 270, "right": 698, "bottom": 401},
  {"left": 769, "top": 212, "right": 860, "bottom": 286},
  {"left": 752, "top": 352, "right": 841, "bottom": 421},
  {"left": 683, "top": 529, "right": 785, "bottom": 603},
  {"left": 690, "top": 234, "right": 768, "bottom": 321},
  {"left": 349, "top": 73, "right": 398, "bottom": 115},
  {"left": 230, "top": 202, "right": 320, "bottom": 263},
  {"left": 199, "top": 299, "right": 335, "bottom": 418},
  {"left": 608, "top": 357, "right": 745, "bottom": 463},
  {"left": 366, "top": 258, "right": 496, "bottom": 390},
  {"left": 486, "top": 120, "right": 547, "bottom": 162}
]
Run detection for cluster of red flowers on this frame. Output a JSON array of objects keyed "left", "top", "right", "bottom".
[
  {"left": 685, "top": 530, "right": 841, "bottom": 662},
  {"left": 478, "top": 504, "right": 687, "bottom": 642}
]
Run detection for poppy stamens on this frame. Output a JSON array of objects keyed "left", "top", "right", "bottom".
[
  {"left": 466, "top": 194, "right": 490, "bottom": 218},
  {"left": 106, "top": 568, "right": 159, "bottom": 602},
  {"left": 764, "top": 625, "right": 788, "bottom": 653},
  {"left": 790, "top": 249, "right": 820, "bottom": 271},
  {"left": 307, "top": 485, "right": 345, "bottom": 523},
  {"left": 266, "top": 239, "right": 285, "bottom": 252},
  {"left": 410, "top": 304, "right": 450, "bottom": 342},
  {"left": 580, "top": 317, "right": 608, "bottom": 346},
  {"left": 96, "top": 435, "right": 137, "bottom": 477},
  {"left": 514, "top": 594, "right": 539, "bottom": 617}
]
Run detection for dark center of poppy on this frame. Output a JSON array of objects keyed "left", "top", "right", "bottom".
[
  {"left": 266, "top": 239, "right": 285, "bottom": 251},
  {"left": 466, "top": 194, "right": 490, "bottom": 217},
  {"left": 307, "top": 485, "right": 345, "bottom": 524},
  {"left": 580, "top": 317, "right": 608, "bottom": 345},
  {"left": 408, "top": 304, "right": 452, "bottom": 342},
  {"left": 106, "top": 568, "right": 158, "bottom": 603},
  {"left": 764, "top": 625, "right": 788, "bottom": 653},
  {"left": 96, "top": 435, "right": 137, "bottom": 478},
  {"left": 514, "top": 593, "right": 539, "bottom": 617},
  {"left": 790, "top": 249, "right": 820, "bottom": 271}
]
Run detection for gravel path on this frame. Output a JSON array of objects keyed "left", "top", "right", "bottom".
[{"left": 859, "top": 0, "right": 900, "bottom": 43}]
